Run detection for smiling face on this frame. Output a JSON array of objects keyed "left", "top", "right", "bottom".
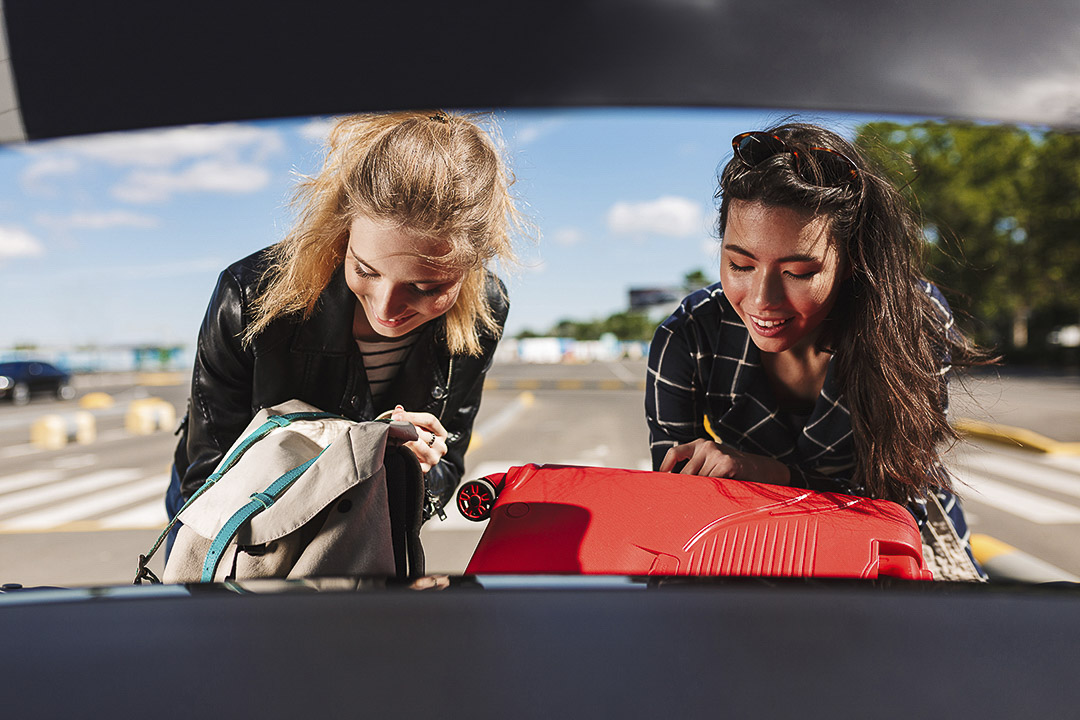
[
  {"left": 344, "top": 215, "right": 466, "bottom": 341},
  {"left": 719, "top": 200, "right": 847, "bottom": 356}
]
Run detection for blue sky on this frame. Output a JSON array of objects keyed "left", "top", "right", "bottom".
[{"left": 0, "top": 108, "right": 916, "bottom": 348}]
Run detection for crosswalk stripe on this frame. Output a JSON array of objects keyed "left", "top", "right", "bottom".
[
  {"left": 0, "top": 469, "right": 62, "bottom": 494},
  {"left": 1044, "top": 454, "right": 1080, "bottom": 475},
  {"left": 0, "top": 473, "right": 169, "bottom": 531},
  {"left": 98, "top": 499, "right": 169, "bottom": 529},
  {"left": 0, "top": 469, "right": 142, "bottom": 517},
  {"left": 954, "top": 469, "right": 1080, "bottom": 524},
  {"left": 951, "top": 452, "right": 1080, "bottom": 500}
]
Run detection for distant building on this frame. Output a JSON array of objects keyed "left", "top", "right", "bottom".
[{"left": 628, "top": 286, "right": 681, "bottom": 322}]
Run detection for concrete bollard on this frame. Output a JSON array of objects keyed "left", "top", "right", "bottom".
[
  {"left": 79, "top": 392, "right": 116, "bottom": 410},
  {"left": 125, "top": 397, "right": 178, "bottom": 435},
  {"left": 29, "top": 412, "right": 97, "bottom": 450}
]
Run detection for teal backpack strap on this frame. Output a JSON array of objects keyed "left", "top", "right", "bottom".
[
  {"left": 134, "top": 411, "right": 343, "bottom": 584},
  {"left": 199, "top": 449, "right": 326, "bottom": 583}
]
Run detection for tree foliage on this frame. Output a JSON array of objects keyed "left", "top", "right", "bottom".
[{"left": 855, "top": 121, "right": 1080, "bottom": 354}]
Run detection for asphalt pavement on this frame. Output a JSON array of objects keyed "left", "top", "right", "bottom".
[{"left": 1, "top": 362, "right": 1079, "bottom": 587}]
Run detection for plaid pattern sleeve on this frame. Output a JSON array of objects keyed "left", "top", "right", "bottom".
[{"left": 645, "top": 288, "right": 714, "bottom": 469}]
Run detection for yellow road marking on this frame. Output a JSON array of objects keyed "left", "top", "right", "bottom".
[{"left": 953, "top": 418, "right": 1080, "bottom": 455}]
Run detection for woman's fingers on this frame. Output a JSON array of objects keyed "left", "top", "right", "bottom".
[
  {"left": 389, "top": 405, "right": 448, "bottom": 472},
  {"left": 659, "top": 442, "right": 696, "bottom": 472},
  {"left": 390, "top": 406, "right": 447, "bottom": 439},
  {"left": 661, "top": 439, "right": 739, "bottom": 478}
]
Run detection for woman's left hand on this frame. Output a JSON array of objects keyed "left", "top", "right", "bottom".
[
  {"left": 390, "top": 405, "right": 447, "bottom": 473},
  {"left": 659, "top": 438, "right": 791, "bottom": 486}
]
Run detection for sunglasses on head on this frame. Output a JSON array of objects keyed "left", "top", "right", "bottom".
[{"left": 732, "top": 131, "right": 859, "bottom": 187}]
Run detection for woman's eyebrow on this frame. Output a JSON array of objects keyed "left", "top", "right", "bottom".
[
  {"left": 348, "top": 247, "right": 455, "bottom": 285},
  {"left": 724, "top": 244, "right": 819, "bottom": 264},
  {"left": 348, "top": 247, "right": 378, "bottom": 271}
]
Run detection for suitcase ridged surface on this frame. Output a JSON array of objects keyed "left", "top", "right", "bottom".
[{"left": 466, "top": 464, "right": 931, "bottom": 580}]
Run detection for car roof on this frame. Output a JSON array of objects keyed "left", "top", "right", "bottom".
[{"left": 2, "top": 0, "right": 1079, "bottom": 144}]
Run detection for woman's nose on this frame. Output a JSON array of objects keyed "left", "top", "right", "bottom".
[
  {"left": 752, "top": 271, "right": 785, "bottom": 309},
  {"left": 373, "top": 283, "right": 408, "bottom": 319}
]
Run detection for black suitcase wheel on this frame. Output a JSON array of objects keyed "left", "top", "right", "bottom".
[{"left": 457, "top": 478, "right": 498, "bottom": 521}]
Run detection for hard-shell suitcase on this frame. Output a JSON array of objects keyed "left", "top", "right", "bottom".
[{"left": 458, "top": 464, "right": 933, "bottom": 580}]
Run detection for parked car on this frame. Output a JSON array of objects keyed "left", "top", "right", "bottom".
[{"left": 0, "top": 361, "right": 75, "bottom": 405}]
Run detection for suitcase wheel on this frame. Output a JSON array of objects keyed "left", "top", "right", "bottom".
[{"left": 457, "top": 478, "right": 498, "bottom": 521}]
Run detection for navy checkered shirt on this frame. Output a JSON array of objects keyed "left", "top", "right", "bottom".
[{"left": 645, "top": 280, "right": 976, "bottom": 557}]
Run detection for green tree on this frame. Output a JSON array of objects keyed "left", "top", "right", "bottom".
[
  {"left": 600, "top": 311, "right": 658, "bottom": 341},
  {"left": 855, "top": 121, "right": 1080, "bottom": 353},
  {"left": 683, "top": 268, "right": 712, "bottom": 293}
]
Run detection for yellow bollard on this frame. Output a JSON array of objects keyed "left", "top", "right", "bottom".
[
  {"left": 125, "top": 398, "right": 178, "bottom": 435},
  {"left": 79, "top": 392, "right": 116, "bottom": 410},
  {"left": 30, "top": 412, "right": 97, "bottom": 450}
]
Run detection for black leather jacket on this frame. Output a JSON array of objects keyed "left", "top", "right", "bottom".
[{"left": 172, "top": 248, "right": 507, "bottom": 512}]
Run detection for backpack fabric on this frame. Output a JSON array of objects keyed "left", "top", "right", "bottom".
[{"left": 143, "top": 399, "right": 425, "bottom": 584}]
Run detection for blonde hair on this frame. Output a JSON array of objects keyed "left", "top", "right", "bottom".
[{"left": 245, "top": 110, "right": 520, "bottom": 355}]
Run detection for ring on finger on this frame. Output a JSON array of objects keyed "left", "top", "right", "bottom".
[{"left": 427, "top": 432, "right": 437, "bottom": 447}]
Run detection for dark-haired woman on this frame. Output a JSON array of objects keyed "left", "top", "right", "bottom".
[{"left": 645, "top": 124, "right": 987, "bottom": 580}]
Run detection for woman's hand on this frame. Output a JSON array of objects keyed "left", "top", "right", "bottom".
[
  {"left": 659, "top": 438, "right": 791, "bottom": 486},
  {"left": 390, "top": 405, "right": 448, "bottom": 473}
]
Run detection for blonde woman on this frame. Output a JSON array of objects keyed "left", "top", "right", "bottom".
[{"left": 168, "top": 111, "right": 520, "bottom": 530}]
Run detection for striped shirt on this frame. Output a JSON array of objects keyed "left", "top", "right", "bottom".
[{"left": 356, "top": 334, "right": 420, "bottom": 405}]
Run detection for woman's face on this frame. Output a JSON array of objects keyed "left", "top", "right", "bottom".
[
  {"left": 344, "top": 215, "right": 465, "bottom": 341},
  {"left": 719, "top": 200, "right": 847, "bottom": 355}
]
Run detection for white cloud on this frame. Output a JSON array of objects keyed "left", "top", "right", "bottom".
[
  {"left": 26, "top": 123, "right": 284, "bottom": 168},
  {"left": 702, "top": 238, "right": 721, "bottom": 259},
  {"left": 112, "top": 160, "right": 271, "bottom": 203},
  {"left": 37, "top": 211, "right": 160, "bottom": 231},
  {"left": 20, "top": 123, "right": 285, "bottom": 201},
  {"left": 551, "top": 227, "right": 586, "bottom": 246},
  {"left": 298, "top": 117, "right": 337, "bottom": 144},
  {"left": 21, "top": 156, "right": 80, "bottom": 190},
  {"left": 0, "top": 226, "right": 44, "bottom": 259},
  {"left": 606, "top": 196, "right": 705, "bottom": 237},
  {"left": 513, "top": 117, "right": 567, "bottom": 146},
  {"left": 521, "top": 258, "right": 548, "bottom": 274}
]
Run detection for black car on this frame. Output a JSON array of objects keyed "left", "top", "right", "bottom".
[{"left": 0, "top": 361, "right": 75, "bottom": 405}]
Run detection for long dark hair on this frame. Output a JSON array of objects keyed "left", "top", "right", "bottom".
[{"left": 717, "top": 122, "right": 987, "bottom": 503}]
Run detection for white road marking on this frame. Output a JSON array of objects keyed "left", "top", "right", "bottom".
[
  {"left": 1044, "top": 454, "right": 1080, "bottom": 474},
  {"left": 98, "top": 499, "right": 169, "bottom": 530},
  {"left": 0, "top": 468, "right": 142, "bottom": 517},
  {"left": 52, "top": 454, "right": 98, "bottom": 470},
  {"left": 0, "top": 444, "right": 40, "bottom": 459},
  {"left": 607, "top": 362, "right": 638, "bottom": 384},
  {"left": 473, "top": 392, "right": 534, "bottom": 442},
  {"left": 0, "top": 473, "right": 169, "bottom": 531},
  {"left": 951, "top": 452, "right": 1080, "bottom": 500},
  {"left": 0, "top": 469, "right": 62, "bottom": 494},
  {"left": 954, "top": 469, "right": 1080, "bottom": 524},
  {"left": 98, "top": 428, "right": 131, "bottom": 443}
]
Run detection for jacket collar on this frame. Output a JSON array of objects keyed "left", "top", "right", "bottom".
[
  {"left": 291, "top": 263, "right": 449, "bottom": 414},
  {"left": 291, "top": 264, "right": 358, "bottom": 355}
]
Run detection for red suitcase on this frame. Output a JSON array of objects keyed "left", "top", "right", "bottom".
[{"left": 458, "top": 464, "right": 932, "bottom": 580}]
